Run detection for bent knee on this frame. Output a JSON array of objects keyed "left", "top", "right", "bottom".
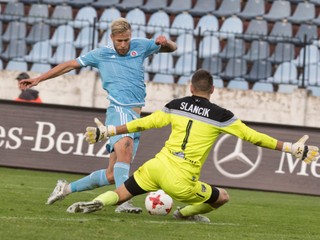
[
  {"left": 210, "top": 188, "right": 229, "bottom": 209},
  {"left": 106, "top": 170, "right": 115, "bottom": 185},
  {"left": 219, "top": 188, "right": 230, "bottom": 205}
]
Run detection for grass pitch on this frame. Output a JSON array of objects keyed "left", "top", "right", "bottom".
[{"left": 0, "top": 167, "right": 319, "bottom": 240}]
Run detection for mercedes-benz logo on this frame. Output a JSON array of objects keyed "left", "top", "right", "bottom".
[{"left": 213, "top": 134, "right": 262, "bottom": 179}]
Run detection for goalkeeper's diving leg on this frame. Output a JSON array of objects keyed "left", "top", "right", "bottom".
[{"left": 173, "top": 187, "right": 229, "bottom": 223}]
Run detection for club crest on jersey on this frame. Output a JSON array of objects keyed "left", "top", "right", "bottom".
[{"left": 130, "top": 51, "right": 138, "bottom": 57}]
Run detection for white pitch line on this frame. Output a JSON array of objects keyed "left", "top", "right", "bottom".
[
  {"left": 143, "top": 220, "right": 242, "bottom": 226},
  {"left": 0, "top": 216, "right": 100, "bottom": 222},
  {"left": 0, "top": 216, "right": 259, "bottom": 227}
]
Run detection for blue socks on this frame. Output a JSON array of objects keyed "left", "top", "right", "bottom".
[
  {"left": 69, "top": 162, "right": 130, "bottom": 192},
  {"left": 70, "top": 169, "right": 109, "bottom": 192},
  {"left": 114, "top": 162, "right": 130, "bottom": 188}
]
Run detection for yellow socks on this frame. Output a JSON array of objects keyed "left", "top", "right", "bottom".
[
  {"left": 93, "top": 191, "right": 119, "bottom": 206},
  {"left": 180, "top": 203, "right": 214, "bottom": 217}
]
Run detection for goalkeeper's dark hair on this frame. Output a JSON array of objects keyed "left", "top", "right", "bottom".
[{"left": 191, "top": 69, "right": 213, "bottom": 93}]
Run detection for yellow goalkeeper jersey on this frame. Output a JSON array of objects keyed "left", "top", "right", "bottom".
[{"left": 127, "top": 95, "right": 277, "bottom": 175}]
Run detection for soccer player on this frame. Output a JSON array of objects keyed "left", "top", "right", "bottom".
[
  {"left": 66, "top": 69, "right": 319, "bottom": 222},
  {"left": 19, "top": 18, "right": 177, "bottom": 213}
]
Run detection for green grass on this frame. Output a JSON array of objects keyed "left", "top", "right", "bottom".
[{"left": 0, "top": 167, "right": 319, "bottom": 240}]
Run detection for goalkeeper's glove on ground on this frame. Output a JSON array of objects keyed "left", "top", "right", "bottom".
[
  {"left": 282, "top": 135, "right": 319, "bottom": 164},
  {"left": 85, "top": 118, "right": 116, "bottom": 144}
]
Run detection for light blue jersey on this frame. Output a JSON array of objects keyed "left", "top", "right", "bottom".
[{"left": 77, "top": 38, "right": 161, "bottom": 107}]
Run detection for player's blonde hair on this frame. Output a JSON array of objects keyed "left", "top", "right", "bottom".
[
  {"left": 191, "top": 69, "right": 213, "bottom": 93},
  {"left": 111, "top": 18, "right": 132, "bottom": 35}
]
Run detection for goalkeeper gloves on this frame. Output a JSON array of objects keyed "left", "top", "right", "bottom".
[
  {"left": 85, "top": 118, "right": 116, "bottom": 144},
  {"left": 282, "top": 135, "right": 319, "bottom": 164}
]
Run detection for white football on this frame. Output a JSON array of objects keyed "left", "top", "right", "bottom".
[{"left": 145, "top": 190, "right": 173, "bottom": 215}]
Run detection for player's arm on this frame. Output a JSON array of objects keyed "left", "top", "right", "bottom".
[
  {"left": 19, "top": 60, "right": 81, "bottom": 90},
  {"left": 221, "top": 119, "right": 319, "bottom": 164},
  {"left": 155, "top": 35, "right": 177, "bottom": 53},
  {"left": 85, "top": 110, "right": 171, "bottom": 144}
]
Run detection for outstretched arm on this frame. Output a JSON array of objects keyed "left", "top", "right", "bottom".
[
  {"left": 85, "top": 110, "right": 170, "bottom": 144},
  {"left": 19, "top": 60, "right": 81, "bottom": 90},
  {"left": 278, "top": 135, "right": 319, "bottom": 164},
  {"left": 221, "top": 119, "right": 319, "bottom": 164}
]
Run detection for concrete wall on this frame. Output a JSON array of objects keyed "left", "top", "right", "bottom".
[{"left": 1, "top": 69, "right": 319, "bottom": 128}]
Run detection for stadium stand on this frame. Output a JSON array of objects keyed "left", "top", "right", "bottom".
[
  {"left": 68, "top": 6, "right": 97, "bottom": 28},
  {"left": 267, "top": 21, "right": 293, "bottom": 43},
  {"left": 300, "top": 64, "right": 320, "bottom": 86},
  {"left": 145, "top": 10, "right": 170, "bottom": 34},
  {"left": 227, "top": 79, "right": 249, "bottom": 90},
  {"left": 245, "top": 60, "right": 273, "bottom": 82},
  {"left": 44, "top": 5, "right": 73, "bottom": 26},
  {"left": 49, "top": 25, "right": 75, "bottom": 47},
  {"left": 153, "top": 73, "right": 175, "bottom": 84},
  {"left": 1, "top": 21, "right": 26, "bottom": 42},
  {"left": 220, "top": 58, "right": 248, "bottom": 81},
  {"left": 164, "top": 0, "right": 192, "bottom": 14},
  {"left": 268, "top": 42, "right": 295, "bottom": 64},
  {"left": 243, "top": 40, "right": 270, "bottom": 61},
  {"left": 91, "top": 0, "right": 120, "bottom": 9},
  {"left": 193, "top": 14, "right": 219, "bottom": 36},
  {"left": 125, "top": 8, "right": 146, "bottom": 30},
  {"left": 48, "top": 43, "right": 76, "bottom": 64},
  {"left": 252, "top": 82, "right": 274, "bottom": 92},
  {"left": 24, "top": 40, "right": 52, "bottom": 63},
  {"left": 145, "top": 53, "right": 174, "bottom": 74},
  {"left": 277, "top": 84, "right": 298, "bottom": 94},
  {"left": 25, "top": 22, "right": 50, "bottom": 44},
  {"left": 30, "top": 63, "right": 52, "bottom": 73},
  {"left": 6, "top": 60, "right": 28, "bottom": 72},
  {"left": 115, "top": 0, "right": 144, "bottom": 11},
  {"left": 189, "top": 0, "right": 216, "bottom": 16},
  {"left": 172, "top": 33, "right": 196, "bottom": 56},
  {"left": 216, "top": 16, "right": 243, "bottom": 39},
  {"left": 212, "top": 0, "right": 241, "bottom": 18},
  {"left": 0, "top": 0, "right": 320, "bottom": 94},
  {"left": 73, "top": 26, "right": 99, "bottom": 48},
  {"left": 307, "top": 86, "right": 320, "bottom": 96},
  {"left": 293, "top": 44, "right": 320, "bottom": 67},
  {"left": 1, "top": 39, "right": 27, "bottom": 60},
  {"left": 287, "top": 1, "right": 315, "bottom": 24},
  {"left": 20, "top": 3, "right": 49, "bottom": 24},
  {"left": 169, "top": 11, "right": 194, "bottom": 35},
  {"left": 201, "top": 56, "right": 223, "bottom": 76},
  {"left": 236, "top": 0, "right": 265, "bottom": 20},
  {"left": 292, "top": 24, "right": 318, "bottom": 45},
  {"left": 141, "top": 0, "right": 168, "bottom": 13},
  {"left": 242, "top": 19, "right": 268, "bottom": 41},
  {"left": 98, "top": 29, "right": 112, "bottom": 47},
  {"left": 66, "top": 0, "right": 95, "bottom": 8},
  {"left": 218, "top": 37, "right": 245, "bottom": 59},
  {"left": 170, "top": 53, "right": 197, "bottom": 75},
  {"left": 97, "top": 7, "right": 121, "bottom": 30},
  {"left": 268, "top": 62, "right": 298, "bottom": 84},
  {"left": 0, "top": 2, "right": 24, "bottom": 22},
  {"left": 42, "top": 0, "right": 66, "bottom": 5},
  {"left": 177, "top": 74, "right": 192, "bottom": 85},
  {"left": 263, "top": 0, "right": 291, "bottom": 22},
  {"left": 198, "top": 35, "right": 220, "bottom": 58}
]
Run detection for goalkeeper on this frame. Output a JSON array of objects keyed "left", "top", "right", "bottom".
[{"left": 67, "top": 69, "right": 319, "bottom": 222}]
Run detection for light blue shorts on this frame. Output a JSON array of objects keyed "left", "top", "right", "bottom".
[{"left": 105, "top": 105, "right": 141, "bottom": 162}]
